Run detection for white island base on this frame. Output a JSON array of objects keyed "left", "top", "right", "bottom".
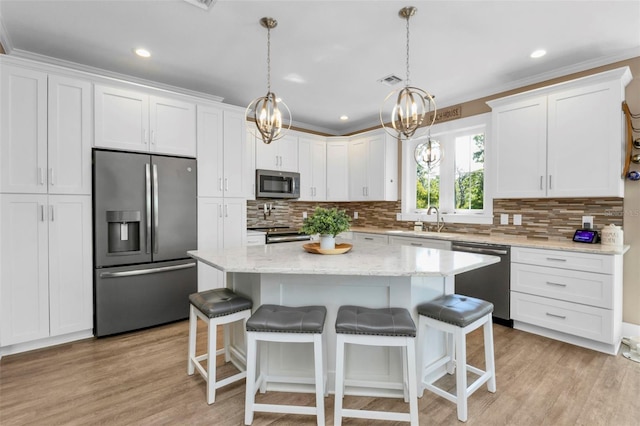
[{"left": 226, "top": 271, "right": 453, "bottom": 396}]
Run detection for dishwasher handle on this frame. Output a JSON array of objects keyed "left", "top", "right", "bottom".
[{"left": 451, "top": 244, "right": 508, "bottom": 256}]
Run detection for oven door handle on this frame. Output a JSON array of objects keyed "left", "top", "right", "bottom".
[{"left": 451, "top": 245, "right": 508, "bottom": 256}]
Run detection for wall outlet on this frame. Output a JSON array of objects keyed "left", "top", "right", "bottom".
[
  {"left": 513, "top": 214, "right": 522, "bottom": 226},
  {"left": 500, "top": 214, "right": 509, "bottom": 225},
  {"left": 582, "top": 215, "right": 594, "bottom": 229},
  {"left": 302, "top": 211, "right": 307, "bottom": 219},
  {"left": 353, "top": 211, "right": 358, "bottom": 219}
]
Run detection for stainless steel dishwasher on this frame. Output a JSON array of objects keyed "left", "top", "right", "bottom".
[{"left": 451, "top": 241, "right": 512, "bottom": 327}]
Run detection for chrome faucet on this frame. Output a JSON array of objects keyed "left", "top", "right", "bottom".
[{"left": 426, "top": 206, "right": 444, "bottom": 232}]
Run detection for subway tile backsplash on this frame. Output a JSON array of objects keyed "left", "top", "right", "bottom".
[{"left": 247, "top": 198, "right": 624, "bottom": 241}]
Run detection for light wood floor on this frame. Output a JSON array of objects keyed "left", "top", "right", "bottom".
[{"left": 1, "top": 320, "right": 639, "bottom": 425}]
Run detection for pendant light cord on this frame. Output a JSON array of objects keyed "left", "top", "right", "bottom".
[
  {"left": 405, "top": 14, "right": 411, "bottom": 87},
  {"left": 266, "top": 26, "right": 272, "bottom": 93}
]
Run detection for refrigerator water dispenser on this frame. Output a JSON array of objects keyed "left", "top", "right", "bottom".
[{"left": 106, "top": 210, "right": 141, "bottom": 253}]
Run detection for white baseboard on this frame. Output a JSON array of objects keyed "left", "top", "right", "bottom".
[
  {"left": 622, "top": 322, "right": 640, "bottom": 338},
  {"left": 0, "top": 330, "right": 93, "bottom": 360}
]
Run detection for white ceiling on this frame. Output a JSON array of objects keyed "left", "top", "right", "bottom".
[{"left": 1, "top": 0, "right": 639, "bottom": 135}]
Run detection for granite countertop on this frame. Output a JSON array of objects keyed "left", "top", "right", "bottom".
[
  {"left": 349, "top": 227, "right": 630, "bottom": 255},
  {"left": 188, "top": 239, "right": 500, "bottom": 277}
]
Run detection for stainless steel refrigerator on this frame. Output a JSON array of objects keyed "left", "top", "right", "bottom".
[{"left": 93, "top": 150, "right": 197, "bottom": 337}]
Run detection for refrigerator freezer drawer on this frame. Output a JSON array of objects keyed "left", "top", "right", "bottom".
[{"left": 94, "top": 259, "right": 197, "bottom": 337}]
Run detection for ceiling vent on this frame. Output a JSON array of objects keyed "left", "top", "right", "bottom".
[
  {"left": 182, "top": 0, "right": 217, "bottom": 11},
  {"left": 378, "top": 74, "right": 403, "bottom": 86}
]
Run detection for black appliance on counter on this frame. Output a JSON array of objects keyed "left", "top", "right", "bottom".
[
  {"left": 92, "top": 150, "right": 197, "bottom": 337},
  {"left": 451, "top": 241, "right": 512, "bottom": 327},
  {"left": 248, "top": 226, "right": 311, "bottom": 244}
]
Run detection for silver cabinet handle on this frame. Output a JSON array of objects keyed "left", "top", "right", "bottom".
[
  {"left": 549, "top": 175, "right": 552, "bottom": 190},
  {"left": 151, "top": 130, "right": 156, "bottom": 145},
  {"left": 39, "top": 167, "right": 45, "bottom": 185},
  {"left": 153, "top": 164, "right": 159, "bottom": 254},
  {"left": 224, "top": 204, "right": 228, "bottom": 217},
  {"left": 546, "top": 257, "right": 567, "bottom": 262},
  {"left": 218, "top": 204, "right": 222, "bottom": 218},
  {"left": 546, "top": 281, "right": 567, "bottom": 287},
  {"left": 224, "top": 178, "right": 229, "bottom": 191},
  {"left": 49, "top": 205, "right": 54, "bottom": 222},
  {"left": 545, "top": 312, "right": 566, "bottom": 320},
  {"left": 144, "top": 129, "right": 148, "bottom": 144},
  {"left": 99, "top": 262, "right": 196, "bottom": 278},
  {"left": 218, "top": 177, "right": 223, "bottom": 191},
  {"left": 40, "top": 204, "right": 45, "bottom": 222},
  {"left": 49, "top": 168, "right": 54, "bottom": 186},
  {"left": 410, "top": 242, "right": 423, "bottom": 246},
  {"left": 145, "top": 163, "right": 151, "bottom": 254},
  {"left": 540, "top": 176, "right": 543, "bottom": 190},
  {"left": 364, "top": 237, "right": 374, "bottom": 241}
]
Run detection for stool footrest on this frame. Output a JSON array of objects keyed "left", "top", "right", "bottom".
[
  {"left": 342, "top": 408, "right": 411, "bottom": 422},
  {"left": 253, "top": 403, "right": 318, "bottom": 416}
]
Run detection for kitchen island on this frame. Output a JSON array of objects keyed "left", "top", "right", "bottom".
[{"left": 188, "top": 240, "right": 500, "bottom": 395}]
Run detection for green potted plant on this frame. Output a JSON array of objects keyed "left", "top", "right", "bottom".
[{"left": 300, "top": 206, "right": 351, "bottom": 249}]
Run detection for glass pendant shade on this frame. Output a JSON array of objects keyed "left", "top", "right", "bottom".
[
  {"left": 245, "top": 17, "right": 291, "bottom": 145},
  {"left": 414, "top": 138, "right": 442, "bottom": 170}
]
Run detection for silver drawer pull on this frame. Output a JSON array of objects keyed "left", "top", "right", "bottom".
[
  {"left": 364, "top": 237, "right": 373, "bottom": 241},
  {"left": 410, "top": 242, "right": 423, "bottom": 246},
  {"left": 546, "top": 257, "right": 567, "bottom": 262},
  {"left": 546, "top": 281, "right": 567, "bottom": 287},
  {"left": 545, "top": 312, "right": 566, "bottom": 319}
]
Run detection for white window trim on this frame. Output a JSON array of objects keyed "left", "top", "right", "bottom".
[{"left": 398, "top": 113, "right": 494, "bottom": 225}]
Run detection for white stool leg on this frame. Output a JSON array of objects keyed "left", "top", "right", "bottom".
[
  {"left": 334, "top": 334, "right": 346, "bottom": 426},
  {"left": 446, "top": 330, "right": 456, "bottom": 375},
  {"left": 207, "top": 316, "right": 217, "bottom": 405},
  {"left": 406, "top": 338, "right": 419, "bottom": 426},
  {"left": 244, "top": 332, "right": 257, "bottom": 425},
  {"left": 322, "top": 330, "right": 329, "bottom": 397},
  {"left": 455, "top": 327, "right": 468, "bottom": 422},
  {"left": 484, "top": 317, "right": 497, "bottom": 393},
  {"left": 223, "top": 323, "right": 231, "bottom": 363},
  {"left": 402, "top": 345, "right": 409, "bottom": 402},
  {"left": 417, "top": 316, "right": 426, "bottom": 397},
  {"left": 313, "top": 333, "right": 325, "bottom": 426},
  {"left": 187, "top": 305, "right": 197, "bottom": 375}
]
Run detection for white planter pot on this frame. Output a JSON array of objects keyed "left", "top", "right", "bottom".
[{"left": 319, "top": 235, "right": 336, "bottom": 250}]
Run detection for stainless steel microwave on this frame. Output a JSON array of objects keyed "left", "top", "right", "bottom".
[{"left": 256, "top": 169, "right": 300, "bottom": 199}]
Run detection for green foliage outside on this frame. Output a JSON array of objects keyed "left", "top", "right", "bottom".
[{"left": 300, "top": 207, "right": 351, "bottom": 237}]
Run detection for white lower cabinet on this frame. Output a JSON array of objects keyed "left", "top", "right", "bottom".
[
  {"left": 510, "top": 246, "right": 623, "bottom": 354},
  {"left": 0, "top": 194, "right": 92, "bottom": 347},
  {"left": 197, "top": 197, "right": 246, "bottom": 291},
  {"left": 353, "top": 232, "right": 389, "bottom": 245},
  {"left": 388, "top": 235, "right": 451, "bottom": 250}
]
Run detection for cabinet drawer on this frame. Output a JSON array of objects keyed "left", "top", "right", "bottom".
[
  {"left": 511, "top": 291, "right": 613, "bottom": 344},
  {"left": 511, "top": 247, "right": 614, "bottom": 274},
  {"left": 511, "top": 263, "right": 613, "bottom": 308},
  {"left": 246, "top": 235, "right": 265, "bottom": 246},
  {"left": 353, "top": 232, "right": 388, "bottom": 245},
  {"left": 388, "top": 235, "right": 451, "bottom": 250}
]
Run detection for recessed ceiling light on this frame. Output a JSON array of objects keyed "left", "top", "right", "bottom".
[
  {"left": 340, "top": 115, "right": 349, "bottom": 121},
  {"left": 530, "top": 49, "right": 546, "bottom": 59},
  {"left": 134, "top": 48, "right": 151, "bottom": 58}
]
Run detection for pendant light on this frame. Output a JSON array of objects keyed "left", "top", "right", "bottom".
[
  {"left": 414, "top": 136, "right": 442, "bottom": 171},
  {"left": 246, "top": 17, "right": 291, "bottom": 144},
  {"left": 380, "top": 6, "right": 436, "bottom": 140}
]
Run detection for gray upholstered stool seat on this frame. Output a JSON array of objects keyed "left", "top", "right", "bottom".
[
  {"left": 187, "top": 288, "right": 253, "bottom": 405},
  {"left": 244, "top": 304, "right": 328, "bottom": 425},
  {"left": 189, "top": 288, "right": 253, "bottom": 318},
  {"left": 334, "top": 306, "right": 418, "bottom": 425},
  {"left": 246, "top": 304, "right": 326, "bottom": 333},
  {"left": 417, "top": 294, "right": 494, "bottom": 327},
  {"left": 335, "top": 305, "right": 416, "bottom": 336},
  {"left": 417, "top": 294, "right": 496, "bottom": 422}
]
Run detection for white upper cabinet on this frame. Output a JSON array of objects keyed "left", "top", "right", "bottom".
[
  {"left": 348, "top": 130, "right": 398, "bottom": 201},
  {"left": 326, "top": 139, "right": 350, "bottom": 201},
  {"left": 94, "top": 85, "right": 196, "bottom": 157},
  {"left": 197, "top": 106, "right": 252, "bottom": 198},
  {"left": 255, "top": 134, "right": 298, "bottom": 172},
  {"left": 0, "top": 64, "right": 91, "bottom": 195},
  {"left": 489, "top": 67, "right": 631, "bottom": 199},
  {"left": 298, "top": 135, "right": 327, "bottom": 201}
]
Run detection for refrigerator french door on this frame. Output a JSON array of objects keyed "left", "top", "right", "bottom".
[{"left": 93, "top": 150, "right": 197, "bottom": 337}]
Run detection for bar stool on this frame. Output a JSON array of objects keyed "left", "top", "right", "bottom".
[
  {"left": 244, "top": 304, "right": 327, "bottom": 426},
  {"left": 417, "top": 294, "right": 496, "bottom": 422},
  {"left": 187, "top": 288, "right": 253, "bottom": 404},
  {"left": 334, "top": 305, "right": 419, "bottom": 426}
]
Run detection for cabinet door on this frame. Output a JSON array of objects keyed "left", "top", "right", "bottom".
[
  {"left": 255, "top": 137, "right": 279, "bottom": 170},
  {"left": 348, "top": 138, "right": 368, "bottom": 201},
  {"left": 149, "top": 96, "right": 196, "bottom": 157},
  {"left": 278, "top": 135, "right": 299, "bottom": 172},
  {"left": 492, "top": 96, "right": 547, "bottom": 198},
  {"left": 298, "top": 137, "right": 314, "bottom": 200},
  {"left": 197, "top": 106, "right": 224, "bottom": 197},
  {"left": 547, "top": 81, "right": 623, "bottom": 197},
  {"left": 0, "top": 65, "right": 48, "bottom": 193},
  {"left": 48, "top": 195, "right": 92, "bottom": 336},
  {"left": 326, "top": 141, "right": 349, "bottom": 201},
  {"left": 197, "top": 197, "right": 223, "bottom": 291},
  {"left": 94, "top": 85, "right": 149, "bottom": 152},
  {"left": 366, "top": 134, "right": 386, "bottom": 200},
  {"left": 0, "top": 194, "right": 50, "bottom": 346},
  {"left": 48, "top": 75, "right": 92, "bottom": 195},
  {"left": 311, "top": 139, "right": 327, "bottom": 200},
  {"left": 223, "top": 110, "right": 248, "bottom": 197},
  {"left": 223, "top": 199, "right": 247, "bottom": 249}
]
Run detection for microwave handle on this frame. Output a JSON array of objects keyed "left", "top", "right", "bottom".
[{"left": 292, "top": 177, "right": 296, "bottom": 195}]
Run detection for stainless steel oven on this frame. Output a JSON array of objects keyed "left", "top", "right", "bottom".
[
  {"left": 256, "top": 169, "right": 300, "bottom": 199},
  {"left": 248, "top": 226, "right": 311, "bottom": 244}
]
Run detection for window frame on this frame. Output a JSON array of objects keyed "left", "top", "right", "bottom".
[{"left": 399, "top": 113, "right": 493, "bottom": 225}]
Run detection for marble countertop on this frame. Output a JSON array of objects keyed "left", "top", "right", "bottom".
[
  {"left": 188, "top": 239, "right": 500, "bottom": 277},
  {"left": 349, "top": 227, "right": 630, "bottom": 255}
]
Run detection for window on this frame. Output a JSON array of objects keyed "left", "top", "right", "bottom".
[{"left": 401, "top": 113, "right": 492, "bottom": 225}]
